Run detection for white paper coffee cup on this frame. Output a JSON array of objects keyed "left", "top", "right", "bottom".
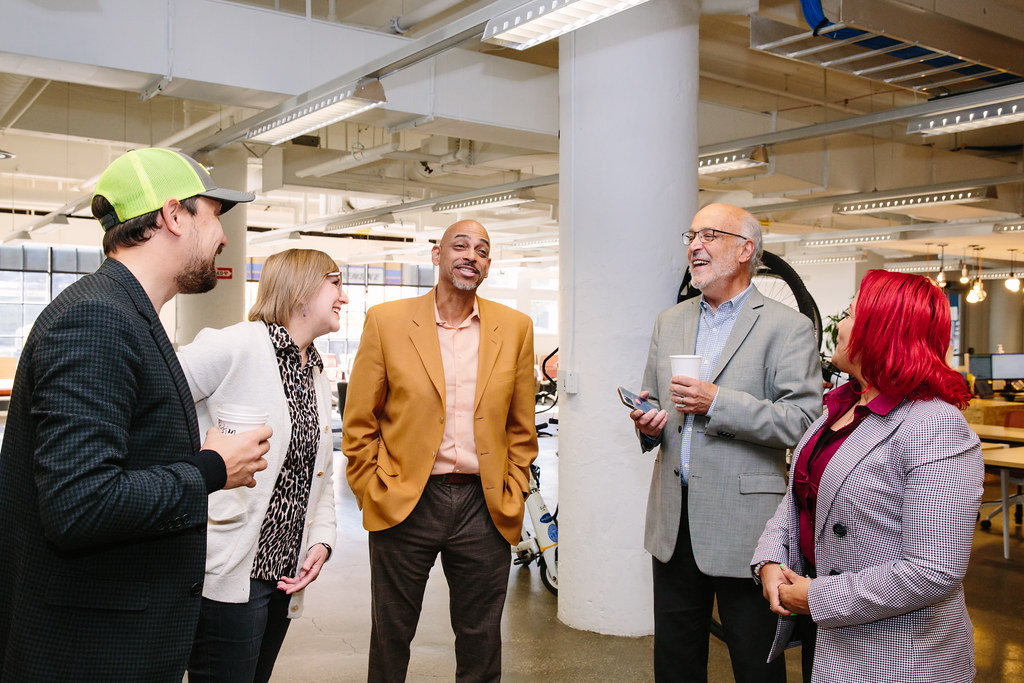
[
  {"left": 217, "top": 404, "right": 269, "bottom": 435},
  {"left": 670, "top": 354, "right": 702, "bottom": 379}
]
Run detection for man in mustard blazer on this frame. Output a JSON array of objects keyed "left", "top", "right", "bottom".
[{"left": 343, "top": 219, "right": 538, "bottom": 682}]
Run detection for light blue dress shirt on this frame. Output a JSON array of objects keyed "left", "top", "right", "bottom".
[{"left": 679, "top": 283, "right": 754, "bottom": 485}]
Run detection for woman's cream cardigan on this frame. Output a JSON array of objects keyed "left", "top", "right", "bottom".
[{"left": 178, "top": 321, "right": 337, "bottom": 618}]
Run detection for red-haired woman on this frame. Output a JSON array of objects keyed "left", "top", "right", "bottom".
[{"left": 751, "top": 270, "right": 983, "bottom": 683}]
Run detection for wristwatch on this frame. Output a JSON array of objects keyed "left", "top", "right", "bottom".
[{"left": 320, "top": 542, "right": 333, "bottom": 560}]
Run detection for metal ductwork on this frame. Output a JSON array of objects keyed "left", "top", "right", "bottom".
[
  {"left": 0, "top": 75, "right": 49, "bottom": 133},
  {"left": 751, "top": 0, "right": 1024, "bottom": 96}
]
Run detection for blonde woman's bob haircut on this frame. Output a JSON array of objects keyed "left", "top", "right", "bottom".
[{"left": 248, "top": 248, "right": 340, "bottom": 326}]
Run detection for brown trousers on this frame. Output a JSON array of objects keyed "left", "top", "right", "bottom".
[{"left": 367, "top": 478, "right": 511, "bottom": 682}]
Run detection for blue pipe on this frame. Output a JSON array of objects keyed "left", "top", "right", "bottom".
[{"left": 797, "top": 0, "right": 1015, "bottom": 87}]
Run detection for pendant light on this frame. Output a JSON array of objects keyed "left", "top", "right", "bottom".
[
  {"left": 936, "top": 242, "right": 948, "bottom": 288},
  {"left": 959, "top": 247, "right": 971, "bottom": 284},
  {"left": 967, "top": 246, "right": 986, "bottom": 303},
  {"left": 1006, "top": 248, "right": 1021, "bottom": 292}
]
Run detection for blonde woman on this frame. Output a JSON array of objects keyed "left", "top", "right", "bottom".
[{"left": 180, "top": 249, "right": 348, "bottom": 683}]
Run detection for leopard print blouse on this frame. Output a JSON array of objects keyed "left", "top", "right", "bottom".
[{"left": 251, "top": 322, "right": 324, "bottom": 581}]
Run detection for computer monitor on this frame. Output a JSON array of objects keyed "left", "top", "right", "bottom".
[
  {"left": 991, "top": 354, "right": 1024, "bottom": 381},
  {"left": 971, "top": 353, "right": 1024, "bottom": 399},
  {"left": 970, "top": 354, "right": 992, "bottom": 379}
]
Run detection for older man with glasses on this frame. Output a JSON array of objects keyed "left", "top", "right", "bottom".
[{"left": 627, "top": 203, "right": 823, "bottom": 683}]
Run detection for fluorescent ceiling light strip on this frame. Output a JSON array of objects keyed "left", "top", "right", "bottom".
[
  {"left": 698, "top": 146, "right": 768, "bottom": 175},
  {"left": 511, "top": 236, "right": 559, "bottom": 248},
  {"left": 997, "top": 222, "right": 1024, "bottom": 233},
  {"left": 885, "top": 264, "right": 935, "bottom": 273},
  {"left": 325, "top": 212, "right": 397, "bottom": 233},
  {"left": 907, "top": 98, "right": 1024, "bottom": 136},
  {"left": 800, "top": 234, "right": 896, "bottom": 247},
  {"left": 833, "top": 187, "right": 995, "bottom": 215},
  {"left": 246, "top": 81, "right": 386, "bottom": 146},
  {"left": 433, "top": 189, "right": 535, "bottom": 213},
  {"left": 249, "top": 231, "right": 303, "bottom": 246},
  {"left": 482, "top": 0, "right": 655, "bottom": 51},
  {"left": 789, "top": 255, "right": 863, "bottom": 265}
]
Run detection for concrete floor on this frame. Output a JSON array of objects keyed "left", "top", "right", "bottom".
[{"left": 265, "top": 435, "right": 1024, "bottom": 682}]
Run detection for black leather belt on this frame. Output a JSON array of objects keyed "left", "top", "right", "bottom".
[{"left": 429, "top": 473, "right": 480, "bottom": 485}]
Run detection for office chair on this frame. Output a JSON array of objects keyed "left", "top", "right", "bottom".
[{"left": 979, "top": 410, "right": 1024, "bottom": 530}]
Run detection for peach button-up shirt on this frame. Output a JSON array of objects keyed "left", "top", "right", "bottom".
[{"left": 431, "top": 297, "right": 481, "bottom": 475}]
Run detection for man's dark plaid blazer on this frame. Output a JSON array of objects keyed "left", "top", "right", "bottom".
[{"left": 0, "top": 258, "right": 212, "bottom": 682}]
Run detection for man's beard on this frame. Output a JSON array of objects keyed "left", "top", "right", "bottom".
[
  {"left": 176, "top": 251, "right": 218, "bottom": 294},
  {"left": 450, "top": 275, "right": 479, "bottom": 291},
  {"left": 449, "top": 262, "right": 482, "bottom": 291}
]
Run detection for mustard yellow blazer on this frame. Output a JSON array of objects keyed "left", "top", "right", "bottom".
[{"left": 342, "top": 289, "right": 538, "bottom": 544}]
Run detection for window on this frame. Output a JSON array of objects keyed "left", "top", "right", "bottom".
[{"left": 0, "top": 244, "right": 103, "bottom": 357}]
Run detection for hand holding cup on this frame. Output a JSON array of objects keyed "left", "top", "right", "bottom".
[
  {"left": 668, "top": 355, "right": 716, "bottom": 415},
  {"left": 203, "top": 405, "right": 272, "bottom": 489}
]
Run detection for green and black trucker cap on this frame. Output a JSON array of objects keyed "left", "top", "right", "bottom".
[{"left": 92, "top": 148, "right": 255, "bottom": 230}]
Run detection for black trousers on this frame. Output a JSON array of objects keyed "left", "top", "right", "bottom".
[
  {"left": 367, "top": 478, "right": 511, "bottom": 683},
  {"left": 187, "top": 578, "right": 291, "bottom": 683},
  {"left": 653, "top": 487, "right": 786, "bottom": 683}
]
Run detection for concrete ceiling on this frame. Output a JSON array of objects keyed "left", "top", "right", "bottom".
[{"left": 2, "top": 0, "right": 1024, "bottom": 275}]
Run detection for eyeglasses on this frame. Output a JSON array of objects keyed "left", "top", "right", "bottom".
[
  {"left": 682, "top": 228, "right": 749, "bottom": 245},
  {"left": 325, "top": 271, "right": 344, "bottom": 291}
]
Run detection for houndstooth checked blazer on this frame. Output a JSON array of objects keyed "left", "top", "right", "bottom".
[
  {"left": 0, "top": 258, "right": 210, "bottom": 682},
  {"left": 752, "top": 394, "right": 984, "bottom": 683}
]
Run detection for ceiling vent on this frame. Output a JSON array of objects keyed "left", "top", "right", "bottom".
[{"left": 750, "top": 0, "right": 1024, "bottom": 96}]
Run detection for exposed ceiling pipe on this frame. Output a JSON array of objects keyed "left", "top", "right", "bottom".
[
  {"left": 69, "top": 109, "right": 246, "bottom": 193},
  {"left": 190, "top": 0, "right": 527, "bottom": 154},
  {"left": 295, "top": 133, "right": 401, "bottom": 178},
  {"left": 159, "top": 107, "right": 244, "bottom": 149},
  {"left": 748, "top": 171, "right": 1024, "bottom": 215},
  {"left": 248, "top": 172, "right": 558, "bottom": 240},
  {"left": 699, "top": 80, "right": 1024, "bottom": 155},
  {"left": 0, "top": 77, "right": 51, "bottom": 133},
  {"left": 389, "top": 0, "right": 467, "bottom": 34},
  {"left": 699, "top": 70, "right": 864, "bottom": 117}
]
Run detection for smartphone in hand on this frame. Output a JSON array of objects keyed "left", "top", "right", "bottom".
[{"left": 618, "top": 386, "right": 658, "bottom": 413}]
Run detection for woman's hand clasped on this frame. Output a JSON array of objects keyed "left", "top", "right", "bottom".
[
  {"left": 778, "top": 564, "right": 811, "bottom": 615},
  {"left": 760, "top": 562, "right": 812, "bottom": 616}
]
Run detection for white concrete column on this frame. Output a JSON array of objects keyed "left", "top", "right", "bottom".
[
  {"left": 175, "top": 144, "right": 249, "bottom": 346},
  {"left": 557, "top": 0, "right": 701, "bottom": 635}
]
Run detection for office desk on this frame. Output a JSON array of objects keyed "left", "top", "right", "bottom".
[
  {"left": 977, "top": 440, "right": 1024, "bottom": 560},
  {"left": 962, "top": 399, "right": 1023, "bottom": 426},
  {"left": 970, "top": 423, "right": 1024, "bottom": 444}
]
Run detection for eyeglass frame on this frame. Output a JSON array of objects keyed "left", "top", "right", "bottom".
[
  {"left": 324, "top": 270, "right": 344, "bottom": 291},
  {"left": 682, "top": 228, "right": 750, "bottom": 245}
]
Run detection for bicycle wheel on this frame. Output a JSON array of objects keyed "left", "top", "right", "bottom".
[
  {"left": 538, "top": 550, "right": 558, "bottom": 595},
  {"left": 677, "top": 250, "right": 822, "bottom": 349}
]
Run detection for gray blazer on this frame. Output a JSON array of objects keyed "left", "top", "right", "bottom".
[
  {"left": 751, "top": 396, "right": 982, "bottom": 683},
  {"left": 640, "top": 286, "right": 822, "bottom": 576}
]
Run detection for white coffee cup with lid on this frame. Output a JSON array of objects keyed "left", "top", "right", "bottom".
[{"left": 217, "top": 404, "right": 269, "bottom": 435}]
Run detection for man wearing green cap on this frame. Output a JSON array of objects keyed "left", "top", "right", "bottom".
[{"left": 0, "top": 148, "right": 272, "bottom": 681}]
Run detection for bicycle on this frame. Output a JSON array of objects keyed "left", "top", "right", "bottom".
[{"left": 512, "top": 462, "right": 558, "bottom": 595}]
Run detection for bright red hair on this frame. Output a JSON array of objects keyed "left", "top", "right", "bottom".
[{"left": 847, "top": 270, "right": 970, "bottom": 408}]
